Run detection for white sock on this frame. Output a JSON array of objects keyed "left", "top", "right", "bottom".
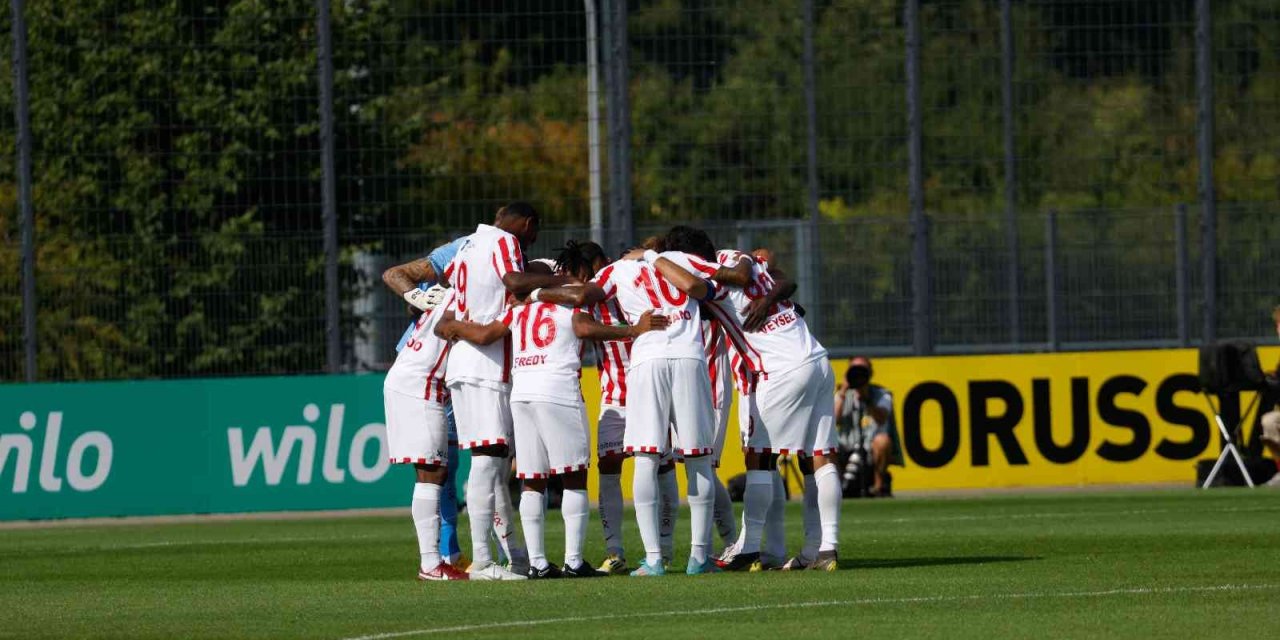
[
  {"left": 466, "top": 455, "right": 498, "bottom": 566},
  {"left": 493, "top": 468, "right": 526, "bottom": 564},
  {"left": 598, "top": 473, "right": 625, "bottom": 558},
  {"left": 412, "top": 482, "right": 442, "bottom": 572},
  {"left": 815, "top": 463, "right": 841, "bottom": 552},
  {"left": 684, "top": 457, "right": 715, "bottom": 565},
  {"left": 712, "top": 474, "right": 737, "bottom": 545},
  {"left": 658, "top": 466, "right": 679, "bottom": 561},
  {"left": 518, "top": 490, "right": 547, "bottom": 570},
  {"left": 801, "top": 472, "right": 820, "bottom": 560},
  {"left": 724, "top": 511, "right": 746, "bottom": 559},
  {"left": 562, "top": 488, "right": 589, "bottom": 568},
  {"left": 765, "top": 470, "right": 787, "bottom": 560},
  {"left": 740, "top": 470, "right": 772, "bottom": 555},
  {"left": 632, "top": 454, "right": 663, "bottom": 566}
]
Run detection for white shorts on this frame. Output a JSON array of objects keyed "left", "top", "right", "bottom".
[
  {"left": 447, "top": 381, "right": 514, "bottom": 450},
  {"left": 383, "top": 388, "right": 450, "bottom": 465},
  {"left": 512, "top": 400, "right": 591, "bottom": 479},
  {"left": 598, "top": 403, "right": 627, "bottom": 458},
  {"left": 747, "top": 358, "right": 837, "bottom": 457},
  {"left": 624, "top": 358, "right": 715, "bottom": 457}
]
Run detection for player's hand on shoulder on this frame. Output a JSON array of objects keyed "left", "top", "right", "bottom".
[{"left": 621, "top": 247, "right": 646, "bottom": 261}]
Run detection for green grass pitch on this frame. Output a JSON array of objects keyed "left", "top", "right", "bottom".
[{"left": 2, "top": 489, "right": 1277, "bottom": 639}]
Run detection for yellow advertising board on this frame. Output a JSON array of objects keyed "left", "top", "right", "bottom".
[{"left": 581, "top": 347, "right": 1278, "bottom": 497}]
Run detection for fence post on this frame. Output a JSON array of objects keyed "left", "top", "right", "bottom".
[
  {"left": 1175, "top": 204, "right": 1190, "bottom": 347},
  {"left": 584, "top": 0, "right": 604, "bottom": 247},
  {"left": 1196, "top": 0, "right": 1216, "bottom": 345},
  {"left": 1000, "top": 0, "right": 1020, "bottom": 346},
  {"left": 316, "top": 0, "right": 341, "bottom": 372},
  {"left": 602, "top": 0, "right": 633, "bottom": 253},
  {"left": 11, "top": 0, "right": 36, "bottom": 381},
  {"left": 802, "top": 0, "right": 822, "bottom": 336},
  {"left": 1045, "top": 210, "right": 1059, "bottom": 351},
  {"left": 905, "top": 0, "right": 932, "bottom": 355}
]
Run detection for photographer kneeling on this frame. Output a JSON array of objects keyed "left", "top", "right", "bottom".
[{"left": 835, "top": 356, "right": 903, "bottom": 498}]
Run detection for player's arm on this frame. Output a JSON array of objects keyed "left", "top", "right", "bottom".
[
  {"left": 647, "top": 253, "right": 714, "bottom": 302},
  {"left": 382, "top": 258, "right": 439, "bottom": 311},
  {"left": 573, "top": 310, "right": 669, "bottom": 341},
  {"left": 743, "top": 265, "right": 799, "bottom": 331},
  {"left": 502, "top": 271, "right": 577, "bottom": 297},
  {"left": 434, "top": 310, "right": 509, "bottom": 345},
  {"left": 535, "top": 283, "right": 607, "bottom": 308},
  {"left": 711, "top": 258, "right": 752, "bottom": 288}
]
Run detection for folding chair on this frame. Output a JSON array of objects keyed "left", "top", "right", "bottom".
[{"left": 1198, "top": 341, "right": 1267, "bottom": 489}]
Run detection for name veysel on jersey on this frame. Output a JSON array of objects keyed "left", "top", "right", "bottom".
[
  {"left": 715, "top": 250, "right": 827, "bottom": 376},
  {"left": 503, "top": 301, "right": 585, "bottom": 406}
]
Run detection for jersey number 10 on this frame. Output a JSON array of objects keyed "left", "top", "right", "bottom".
[{"left": 633, "top": 268, "right": 687, "bottom": 308}]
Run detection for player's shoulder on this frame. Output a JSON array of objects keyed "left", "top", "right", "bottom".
[
  {"left": 596, "top": 258, "right": 636, "bottom": 279},
  {"left": 529, "top": 257, "right": 558, "bottom": 272},
  {"left": 481, "top": 223, "right": 518, "bottom": 243}
]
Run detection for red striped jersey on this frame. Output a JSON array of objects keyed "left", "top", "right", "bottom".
[
  {"left": 716, "top": 252, "right": 828, "bottom": 376},
  {"left": 443, "top": 224, "right": 522, "bottom": 385},
  {"left": 589, "top": 256, "right": 713, "bottom": 368},
  {"left": 593, "top": 298, "right": 632, "bottom": 407},
  {"left": 704, "top": 319, "right": 734, "bottom": 410},
  {"left": 502, "top": 301, "right": 586, "bottom": 406},
  {"left": 384, "top": 289, "right": 455, "bottom": 403}
]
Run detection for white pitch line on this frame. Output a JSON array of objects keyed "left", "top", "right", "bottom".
[
  {"left": 873, "top": 504, "right": 1280, "bottom": 525},
  {"left": 339, "top": 583, "right": 1275, "bottom": 640}
]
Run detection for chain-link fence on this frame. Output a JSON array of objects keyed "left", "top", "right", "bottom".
[{"left": 2, "top": 0, "right": 1278, "bottom": 382}]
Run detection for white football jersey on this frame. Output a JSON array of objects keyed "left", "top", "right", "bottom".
[
  {"left": 593, "top": 298, "right": 632, "bottom": 407},
  {"left": 589, "top": 255, "right": 713, "bottom": 367},
  {"left": 443, "top": 224, "right": 523, "bottom": 385},
  {"left": 384, "top": 289, "right": 456, "bottom": 401},
  {"left": 503, "top": 301, "right": 584, "bottom": 406},
  {"left": 715, "top": 252, "right": 828, "bottom": 376}
]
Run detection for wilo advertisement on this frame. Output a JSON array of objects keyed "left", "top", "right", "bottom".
[{"left": 0, "top": 375, "right": 399, "bottom": 520}]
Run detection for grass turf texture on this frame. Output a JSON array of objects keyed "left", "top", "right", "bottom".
[{"left": 1, "top": 489, "right": 1277, "bottom": 639}]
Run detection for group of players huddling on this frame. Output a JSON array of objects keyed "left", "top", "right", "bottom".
[{"left": 381, "top": 202, "right": 842, "bottom": 581}]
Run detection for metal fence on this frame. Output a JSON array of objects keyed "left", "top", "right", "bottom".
[{"left": 2, "top": 0, "right": 1278, "bottom": 382}]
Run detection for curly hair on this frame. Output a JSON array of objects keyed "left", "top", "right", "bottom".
[{"left": 555, "top": 240, "right": 607, "bottom": 278}]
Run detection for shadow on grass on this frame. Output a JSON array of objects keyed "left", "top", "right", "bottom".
[{"left": 841, "top": 555, "right": 1039, "bottom": 570}]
